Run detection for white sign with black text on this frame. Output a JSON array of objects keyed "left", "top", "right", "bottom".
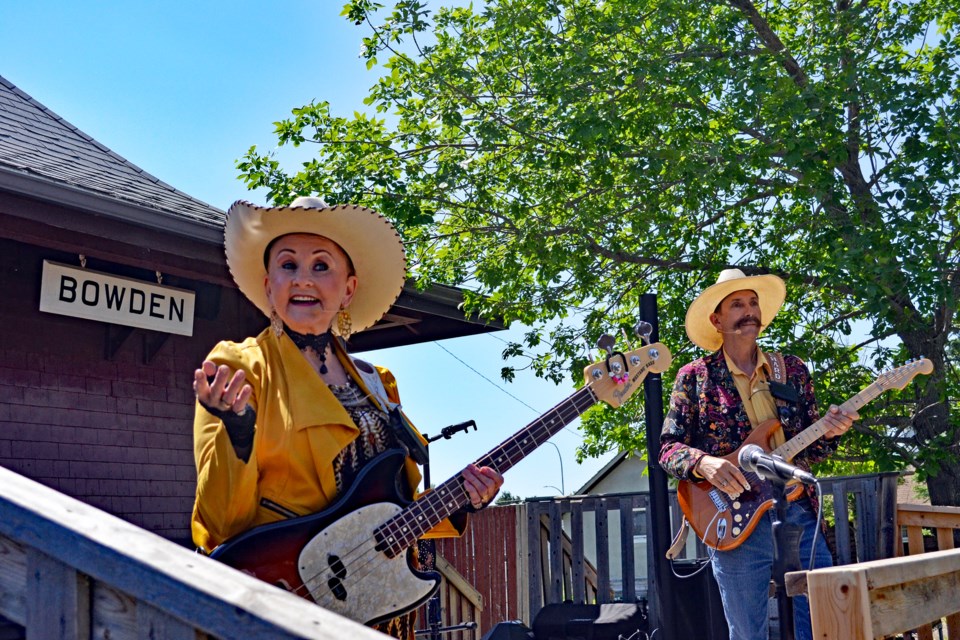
[{"left": 39, "top": 260, "right": 196, "bottom": 336}]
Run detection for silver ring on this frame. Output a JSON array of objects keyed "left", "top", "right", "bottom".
[{"left": 721, "top": 480, "right": 728, "bottom": 486}]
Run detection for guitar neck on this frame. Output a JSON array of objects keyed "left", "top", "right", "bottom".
[
  {"left": 773, "top": 381, "right": 882, "bottom": 461},
  {"left": 376, "top": 386, "right": 599, "bottom": 555}
]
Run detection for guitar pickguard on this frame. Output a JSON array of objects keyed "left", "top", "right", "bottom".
[
  {"left": 679, "top": 468, "right": 804, "bottom": 551},
  {"left": 298, "top": 502, "right": 439, "bottom": 625}
]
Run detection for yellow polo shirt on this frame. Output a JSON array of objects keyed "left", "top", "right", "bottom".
[{"left": 723, "top": 348, "right": 785, "bottom": 448}]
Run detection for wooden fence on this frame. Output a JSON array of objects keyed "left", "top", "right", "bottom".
[
  {"left": 0, "top": 464, "right": 386, "bottom": 640},
  {"left": 818, "top": 471, "right": 901, "bottom": 564},
  {"left": 426, "top": 502, "right": 526, "bottom": 639},
  {"left": 521, "top": 472, "right": 904, "bottom": 629},
  {"left": 525, "top": 493, "right": 644, "bottom": 620}
]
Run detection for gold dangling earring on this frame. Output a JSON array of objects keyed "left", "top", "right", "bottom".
[
  {"left": 335, "top": 308, "right": 353, "bottom": 340},
  {"left": 270, "top": 308, "right": 283, "bottom": 338}
]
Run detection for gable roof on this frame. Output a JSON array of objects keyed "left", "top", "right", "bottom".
[
  {"left": 0, "top": 74, "right": 224, "bottom": 241},
  {"left": 0, "top": 75, "right": 505, "bottom": 349},
  {"left": 575, "top": 449, "right": 642, "bottom": 495}
]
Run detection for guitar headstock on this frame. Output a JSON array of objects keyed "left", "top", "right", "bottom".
[
  {"left": 875, "top": 358, "right": 933, "bottom": 391},
  {"left": 584, "top": 342, "right": 673, "bottom": 408}
]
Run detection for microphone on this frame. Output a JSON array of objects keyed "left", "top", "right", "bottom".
[
  {"left": 738, "top": 444, "right": 817, "bottom": 485},
  {"left": 719, "top": 329, "right": 742, "bottom": 335}
]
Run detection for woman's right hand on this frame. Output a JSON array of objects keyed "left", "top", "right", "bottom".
[{"left": 194, "top": 360, "right": 252, "bottom": 415}]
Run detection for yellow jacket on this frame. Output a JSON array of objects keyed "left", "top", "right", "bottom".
[{"left": 192, "top": 328, "right": 464, "bottom": 551}]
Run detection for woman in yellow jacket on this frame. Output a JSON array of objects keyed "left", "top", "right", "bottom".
[{"left": 191, "top": 197, "right": 503, "bottom": 639}]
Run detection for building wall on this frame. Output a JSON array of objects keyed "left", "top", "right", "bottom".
[{"left": 0, "top": 237, "right": 260, "bottom": 545}]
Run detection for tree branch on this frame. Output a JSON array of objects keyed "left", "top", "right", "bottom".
[{"left": 726, "top": 0, "right": 809, "bottom": 87}]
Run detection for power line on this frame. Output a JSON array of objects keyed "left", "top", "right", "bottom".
[
  {"left": 432, "top": 341, "right": 541, "bottom": 414},
  {"left": 431, "top": 339, "right": 582, "bottom": 439}
]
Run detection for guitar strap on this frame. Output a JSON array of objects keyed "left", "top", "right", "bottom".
[
  {"left": 350, "top": 355, "right": 400, "bottom": 412},
  {"left": 767, "top": 351, "right": 788, "bottom": 397},
  {"left": 766, "top": 351, "right": 789, "bottom": 449},
  {"left": 350, "top": 355, "right": 429, "bottom": 465}
]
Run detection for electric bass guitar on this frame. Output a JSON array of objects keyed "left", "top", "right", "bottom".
[
  {"left": 677, "top": 358, "right": 933, "bottom": 551},
  {"left": 210, "top": 340, "right": 672, "bottom": 625}
]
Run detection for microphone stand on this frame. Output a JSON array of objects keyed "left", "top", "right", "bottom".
[
  {"left": 418, "top": 420, "right": 478, "bottom": 640},
  {"left": 769, "top": 476, "right": 802, "bottom": 640}
]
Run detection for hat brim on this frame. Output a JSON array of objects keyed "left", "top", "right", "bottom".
[
  {"left": 224, "top": 200, "right": 406, "bottom": 334},
  {"left": 685, "top": 274, "right": 786, "bottom": 351}
]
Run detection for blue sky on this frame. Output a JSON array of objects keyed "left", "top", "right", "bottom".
[{"left": 0, "top": 1, "right": 622, "bottom": 497}]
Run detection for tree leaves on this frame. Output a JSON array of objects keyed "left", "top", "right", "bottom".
[{"left": 241, "top": 0, "right": 960, "bottom": 504}]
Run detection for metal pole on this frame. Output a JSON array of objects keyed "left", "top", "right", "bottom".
[
  {"left": 542, "top": 440, "right": 565, "bottom": 495},
  {"left": 640, "top": 293, "right": 679, "bottom": 640}
]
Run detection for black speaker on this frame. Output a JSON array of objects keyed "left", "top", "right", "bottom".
[
  {"left": 671, "top": 559, "right": 728, "bottom": 640},
  {"left": 482, "top": 621, "right": 535, "bottom": 640},
  {"left": 533, "top": 603, "right": 647, "bottom": 640}
]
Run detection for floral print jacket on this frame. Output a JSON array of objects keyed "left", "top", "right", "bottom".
[{"left": 658, "top": 350, "right": 838, "bottom": 483}]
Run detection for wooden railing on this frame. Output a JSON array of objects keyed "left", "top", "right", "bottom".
[
  {"left": 895, "top": 503, "right": 960, "bottom": 640},
  {"left": 786, "top": 503, "right": 960, "bottom": 639},
  {"left": 413, "top": 555, "right": 484, "bottom": 640},
  {"left": 522, "top": 472, "right": 906, "bottom": 632},
  {"left": 818, "top": 471, "right": 900, "bottom": 564},
  {"left": 0, "top": 465, "right": 385, "bottom": 640},
  {"left": 788, "top": 547, "right": 960, "bottom": 639},
  {"left": 525, "top": 493, "right": 640, "bottom": 620}
]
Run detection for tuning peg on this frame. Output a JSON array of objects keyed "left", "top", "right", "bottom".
[
  {"left": 635, "top": 321, "right": 653, "bottom": 344},
  {"left": 596, "top": 334, "right": 616, "bottom": 355}
]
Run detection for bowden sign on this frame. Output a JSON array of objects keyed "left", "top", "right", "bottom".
[{"left": 39, "top": 261, "right": 195, "bottom": 336}]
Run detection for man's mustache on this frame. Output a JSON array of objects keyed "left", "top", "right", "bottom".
[{"left": 735, "top": 317, "right": 761, "bottom": 328}]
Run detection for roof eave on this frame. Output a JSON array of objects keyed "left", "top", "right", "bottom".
[{"left": 0, "top": 166, "right": 224, "bottom": 244}]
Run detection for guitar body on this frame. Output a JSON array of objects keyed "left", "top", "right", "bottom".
[
  {"left": 207, "top": 342, "right": 676, "bottom": 625},
  {"left": 677, "top": 419, "right": 804, "bottom": 551},
  {"left": 209, "top": 449, "right": 441, "bottom": 626}
]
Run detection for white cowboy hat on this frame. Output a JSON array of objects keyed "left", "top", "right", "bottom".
[
  {"left": 685, "top": 268, "right": 786, "bottom": 351},
  {"left": 224, "top": 196, "right": 406, "bottom": 335}
]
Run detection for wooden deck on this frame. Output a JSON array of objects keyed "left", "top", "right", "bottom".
[{"left": 2, "top": 460, "right": 955, "bottom": 640}]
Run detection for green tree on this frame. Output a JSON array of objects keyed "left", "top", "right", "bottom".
[
  {"left": 495, "top": 490, "right": 524, "bottom": 505},
  {"left": 239, "top": 0, "right": 960, "bottom": 506}
]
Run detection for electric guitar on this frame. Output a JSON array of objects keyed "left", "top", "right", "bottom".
[
  {"left": 210, "top": 340, "right": 672, "bottom": 625},
  {"left": 677, "top": 358, "right": 933, "bottom": 551}
]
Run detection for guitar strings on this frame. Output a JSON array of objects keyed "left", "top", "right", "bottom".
[
  {"left": 296, "top": 417, "right": 574, "bottom": 604},
  {"left": 300, "top": 360, "right": 668, "bottom": 607},
  {"left": 293, "top": 389, "right": 598, "bottom": 607}
]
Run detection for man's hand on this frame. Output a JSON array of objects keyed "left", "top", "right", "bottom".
[
  {"left": 695, "top": 455, "right": 750, "bottom": 498},
  {"left": 823, "top": 404, "right": 858, "bottom": 438}
]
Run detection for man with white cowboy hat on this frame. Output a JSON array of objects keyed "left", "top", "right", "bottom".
[
  {"left": 659, "top": 268, "right": 856, "bottom": 640},
  {"left": 191, "top": 196, "right": 502, "bottom": 638}
]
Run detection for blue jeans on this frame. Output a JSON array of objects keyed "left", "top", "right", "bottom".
[{"left": 710, "top": 501, "right": 833, "bottom": 640}]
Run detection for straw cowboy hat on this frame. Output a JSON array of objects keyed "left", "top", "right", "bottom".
[
  {"left": 224, "top": 196, "right": 406, "bottom": 335},
  {"left": 685, "top": 268, "right": 786, "bottom": 351}
]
